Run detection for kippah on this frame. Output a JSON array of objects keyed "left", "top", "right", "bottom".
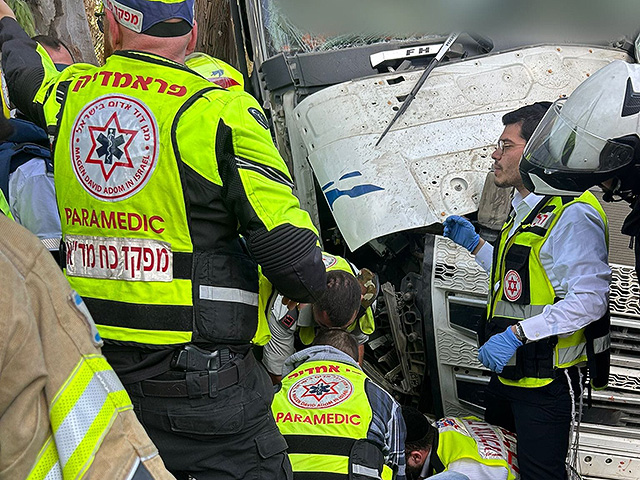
[{"left": 402, "top": 406, "right": 431, "bottom": 443}]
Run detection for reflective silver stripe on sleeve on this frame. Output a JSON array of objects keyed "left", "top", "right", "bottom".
[
  {"left": 493, "top": 301, "right": 545, "bottom": 319},
  {"left": 43, "top": 460, "right": 63, "bottom": 480},
  {"left": 199, "top": 285, "right": 259, "bottom": 306},
  {"left": 55, "top": 369, "right": 124, "bottom": 466},
  {"left": 352, "top": 464, "right": 382, "bottom": 479}
]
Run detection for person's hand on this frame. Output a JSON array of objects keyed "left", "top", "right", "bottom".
[
  {"left": 477, "top": 327, "right": 522, "bottom": 373},
  {"left": 0, "top": 0, "right": 16, "bottom": 20},
  {"left": 281, "top": 297, "right": 308, "bottom": 311},
  {"left": 281, "top": 297, "right": 298, "bottom": 310},
  {"left": 443, "top": 215, "right": 480, "bottom": 253}
]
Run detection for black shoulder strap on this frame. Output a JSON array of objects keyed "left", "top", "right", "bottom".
[{"left": 430, "top": 430, "right": 446, "bottom": 474}]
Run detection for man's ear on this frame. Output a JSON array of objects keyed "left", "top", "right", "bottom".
[
  {"left": 105, "top": 9, "right": 122, "bottom": 50},
  {"left": 313, "top": 305, "right": 330, "bottom": 327},
  {"left": 407, "top": 448, "right": 430, "bottom": 468},
  {"left": 186, "top": 20, "right": 198, "bottom": 56}
]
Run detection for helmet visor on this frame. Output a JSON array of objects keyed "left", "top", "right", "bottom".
[{"left": 523, "top": 98, "right": 635, "bottom": 174}]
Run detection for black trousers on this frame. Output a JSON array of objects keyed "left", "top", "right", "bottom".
[
  {"left": 484, "top": 369, "right": 582, "bottom": 480},
  {"left": 116, "top": 350, "right": 292, "bottom": 480}
]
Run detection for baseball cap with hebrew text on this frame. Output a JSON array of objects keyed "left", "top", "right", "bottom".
[{"left": 103, "top": 0, "right": 195, "bottom": 37}]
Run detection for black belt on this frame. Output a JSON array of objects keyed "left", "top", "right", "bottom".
[{"left": 140, "top": 349, "right": 255, "bottom": 398}]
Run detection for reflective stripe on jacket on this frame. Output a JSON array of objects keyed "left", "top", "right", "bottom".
[{"left": 27, "top": 355, "right": 133, "bottom": 479}]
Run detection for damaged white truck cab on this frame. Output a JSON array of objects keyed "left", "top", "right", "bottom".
[{"left": 231, "top": 1, "right": 640, "bottom": 477}]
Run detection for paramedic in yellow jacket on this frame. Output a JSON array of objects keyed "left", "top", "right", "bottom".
[
  {"left": 402, "top": 406, "right": 518, "bottom": 480},
  {"left": 272, "top": 327, "right": 407, "bottom": 480},
  {"left": 263, "top": 252, "right": 379, "bottom": 382},
  {"left": 0, "top": 214, "right": 173, "bottom": 480},
  {"left": 0, "top": 0, "right": 327, "bottom": 478}
]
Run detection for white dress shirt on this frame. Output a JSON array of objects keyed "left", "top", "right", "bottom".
[{"left": 474, "top": 191, "right": 610, "bottom": 341}]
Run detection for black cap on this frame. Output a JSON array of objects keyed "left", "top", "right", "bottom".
[{"left": 402, "top": 406, "right": 434, "bottom": 444}]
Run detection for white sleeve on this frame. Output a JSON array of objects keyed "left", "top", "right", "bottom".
[
  {"left": 447, "top": 458, "right": 509, "bottom": 480},
  {"left": 521, "top": 202, "right": 610, "bottom": 341},
  {"left": 474, "top": 241, "right": 493, "bottom": 274},
  {"left": 262, "top": 297, "right": 297, "bottom": 376}
]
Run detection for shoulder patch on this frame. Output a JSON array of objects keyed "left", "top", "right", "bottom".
[
  {"left": 530, "top": 211, "right": 555, "bottom": 230},
  {"left": 248, "top": 107, "right": 269, "bottom": 129},
  {"left": 322, "top": 253, "right": 338, "bottom": 269}
]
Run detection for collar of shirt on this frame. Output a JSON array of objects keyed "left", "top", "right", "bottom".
[
  {"left": 418, "top": 451, "right": 432, "bottom": 479},
  {"left": 508, "top": 191, "right": 544, "bottom": 237},
  {"left": 511, "top": 190, "right": 543, "bottom": 214}
]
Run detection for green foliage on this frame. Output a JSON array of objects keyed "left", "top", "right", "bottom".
[{"left": 8, "top": 0, "right": 36, "bottom": 37}]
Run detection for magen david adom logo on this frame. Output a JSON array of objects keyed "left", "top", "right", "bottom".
[
  {"left": 503, "top": 269, "right": 523, "bottom": 302},
  {"left": 288, "top": 373, "right": 353, "bottom": 409},
  {"left": 71, "top": 94, "right": 158, "bottom": 201}
]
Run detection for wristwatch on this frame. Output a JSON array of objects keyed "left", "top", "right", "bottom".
[{"left": 514, "top": 322, "right": 528, "bottom": 344}]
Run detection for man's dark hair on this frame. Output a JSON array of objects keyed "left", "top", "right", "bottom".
[
  {"left": 402, "top": 406, "right": 437, "bottom": 452},
  {"left": 502, "top": 101, "right": 552, "bottom": 142},
  {"left": 313, "top": 270, "right": 361, "bottom": 328},
  {"left": 313, "top": 328, "right": 359, "bottom": 361},
  {"left": 32, "top": 35, "right": 74, "bottom": 61}
]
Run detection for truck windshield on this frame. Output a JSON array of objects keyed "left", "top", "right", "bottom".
[{"left": 260, "top": 0, "right": 431, "bottom": 56}]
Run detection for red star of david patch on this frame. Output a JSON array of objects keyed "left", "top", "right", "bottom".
[
  {"left": 503, "top": 270, "right": 522, "bottom": 301},
  {"left": 85, "top": 112, "right": 137, "bottom": 181},
  {"left": 300, "top": 376, "right": 341, "bottom": 401}
]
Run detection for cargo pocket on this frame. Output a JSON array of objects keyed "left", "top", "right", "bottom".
[
  {"left": 168, "top": 402, "right": 245, "bottom": 438},
  {"left": 255, "top": 429, "right": 292, "bottom": 480}
]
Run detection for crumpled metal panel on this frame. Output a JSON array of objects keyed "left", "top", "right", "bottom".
[{"left": 293, "top": 45, "right": 630, "bottom": 250}]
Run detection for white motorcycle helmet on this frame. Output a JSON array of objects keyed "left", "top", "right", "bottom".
[{"left": 520, "top": 60, "right": 640, "bottom": 199}]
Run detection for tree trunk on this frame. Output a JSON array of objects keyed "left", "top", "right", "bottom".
[
  {"left": 195, "top": 0, "right": 238, "bottom": 68},
  {"left": 26, "top": 0, "right": 96, "bottom": 64}
]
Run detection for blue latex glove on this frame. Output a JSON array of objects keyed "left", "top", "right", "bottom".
[
  {"left": 478, "top": 327, "right": 523, "bottom": 373},
  {"left": 443, "top": 215, "right": 480, "bottom": 253}
]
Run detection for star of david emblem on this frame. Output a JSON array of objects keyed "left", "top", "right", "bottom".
[
  {"left": 507, "top": 278, "right": 519, "bottom": 295},
  {"left": 503, "top": 270, "right": 522, "bottom": 301},
  {"left": 85, "top": 112, "right": 137, "bottom": 181},
  {"left": 301, "top": 377, "right": 340, "bottom": 401}
]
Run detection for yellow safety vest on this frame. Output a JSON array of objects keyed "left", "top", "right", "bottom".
[
  {"left": 434, "top": 417, "right": 518, "bottom": 479},
  {"left": 50, "top": 51, "right": 286, "bottom": 347},
  {"left": 298, "top": 252, "right": 375, "bottom": 345},
  {"left": 273, "top": 359, "right": 394, "bottom": 480},
  {"left": 486, "top": 192, "right": 608, "bottom": 387}
]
